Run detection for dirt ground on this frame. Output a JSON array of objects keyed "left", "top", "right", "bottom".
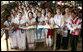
[{"left": 1, "top": 36, "right": 82, "bottom": 51}]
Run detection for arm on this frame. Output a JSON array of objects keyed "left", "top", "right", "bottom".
[
  {"left": 52, "top": 18, "right": 55, "bottom": 27},
  {"left": 12, "top": 23, "right": 19, "bottom": 28},
  {"left": 66, "top": 22, "right": 76, "bottom": 31},
  {"left": 45, "top": 20, "right": 52, "bottom": 29},
  {"left": 3, "top": 25, "right": 9, "bottom": 28},
  {"left": 60, "top": 16, "right": 65, "bottom": 28},
  {"left": 31, "top": 22, "right": 37, "bottom": 26},
  {"left": 26, "top": 22, "right": 30, "bottom": 26},
  {"left": 20, "top": 23, "right": 26, "bottom": 26},
  {"left": 75, "top": 20, "right": 82, "bottom": 30}
]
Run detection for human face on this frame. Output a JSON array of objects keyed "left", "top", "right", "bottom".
[
  {"left": 39, "top": 8, "right": 42, "bottom": 12},
  {"left": 33, "top": 7, "right": 36, "bottom": 12},
  {"left": 19, "top": 6, "right": 21, "bottom": 10},
  {"left": 65, "top": 8, "right": 69, "bottom": 13},
  {"left": 18, "top": 13, "right": 22, "bottom": 18},
  {"left": 71, "top": 13, "right": 75, "bottom": 19},
  {"left": 42, "top": 9, "right": 45, "bottom": 14},
  {"left": 47, "top": 12, "right": 51, "bottom": 18},
  {"left": 15, "top": 7, "right": 18, "bottom": 11},
  {"left": 35, "top": 10, "right": 38, "bottom": 14},
  {"left": 56, "top": 9, "right": 61, "bottom": 15},
  {"left": 27, "top": 7, "right": 29, "bottom": 10},
  {"left": 24, "top": 7, "right": 27, "bottom": 10},
  {"left": 29, "top": 13, "right": 33, "bottom": 19},
  {"left": 37, "top": 12, "right": 41, "bottom": 18},
  {"left": 13, "top": 11, "right": 17, "bottom": 16},
  {"left": 8, "top": 17, "right": 12, "bottom": 21}
]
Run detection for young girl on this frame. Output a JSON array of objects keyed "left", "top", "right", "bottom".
[
  {"left": 4, "top": 15, "right": 17, "bottom": 49},
  {"left": 26, "top": 12, "right": 37, "bottom": 49},
  {"left": 35, "top": 11, "right": 44, "bottom": 42},
  {"left": 13, "top": 12, "right": 26, "bottom": 50},
  {"left": 42, "top": 9, "right": 46, "bottom": 19},
  {"left": 45, "top": 11, "right": 54, "bottom": 49}
]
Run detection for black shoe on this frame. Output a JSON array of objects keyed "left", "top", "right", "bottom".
[
  {"left": 11, "top": 47, "right": 17, "bottom": 49},
  {"left": 11, "top": 48, "right": 14, "bottom": 49},
  {"left": 56, "top": 47, "right": 60, "bottom": 50},
  {"left": 15, "top": 47, "right": 18, "bottom": 49},
  {"left": 63, "top": 48, "right": 67, "bottom": 50}
]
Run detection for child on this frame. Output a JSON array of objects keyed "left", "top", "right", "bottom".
[
  {"left": 45, "top": 11, "right": 54, "bottom": 49},
  {"left": 35, "top": 11, "right": 44, "bottom": 42}
]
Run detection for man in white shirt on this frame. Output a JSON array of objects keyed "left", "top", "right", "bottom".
[{"left": 53, "top": 8, "right": 64, "bottom": 50}]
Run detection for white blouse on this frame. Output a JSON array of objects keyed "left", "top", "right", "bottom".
[{"left": 54, "top": 14, "right": 64, "bottom": 27}]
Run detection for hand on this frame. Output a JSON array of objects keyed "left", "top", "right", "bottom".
[
  {"left": 51, "top": 26, "right": 54, "bottom": 29},
  {"left": 26, "top": 23, "right": 29, "bottom": 26},
  {"left": 9, "top": 26, "right": 12, "bottom": 30},
  {"left": 20, "top": 24, "right": 25, "bottom": 27},
  {"left": 14, "top": 24, "right": 19, "bottom": 28}
]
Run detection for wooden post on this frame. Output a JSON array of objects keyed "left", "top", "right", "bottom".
[
  {"left": 44, "top": 39, "right": 46, "bottom": 48},
  {"left": 53, "top": 29, "right": 57, "bottom": 51},
  {"left": 5, "top": 30, "right": 9, "bottom": 51}
]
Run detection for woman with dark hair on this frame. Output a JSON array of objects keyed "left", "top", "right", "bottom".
[
  {"left": 35, "top": 11, "right": 44, "bottom": 42},
  {"left": 26, "top": 12, "right": 37, "bottom": 49},
  {"left": 13, "top": 12, "right": 26, "bottom": 50},
  {"left": 4, "top": 15, "right": 17, "bottom": 49},
  {"left": 42, "top": 9, "right": 46, "bottom": 19}
]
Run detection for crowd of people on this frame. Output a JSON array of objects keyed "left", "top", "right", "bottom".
[{"left": 3, "top": 1, "right": 82, "bottom": 51}]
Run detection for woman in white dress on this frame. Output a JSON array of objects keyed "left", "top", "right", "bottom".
[
  {"left": 26, "top": 12, "right": 37, "bottom": 49},
  {"left": 4, "top": 15, "right": 17, "bottom": 49},
  {"left": 35, "top": 11, "right": 44, "bottom": 42},
  {"left": 45, "top": 11, "right": 54, "bottom": 49},
  {"left": 62, "top": 7, "right": 71, "bottom": 49},
  {"left": 13, "top": 12, "right": 26, "bottom": 50}
]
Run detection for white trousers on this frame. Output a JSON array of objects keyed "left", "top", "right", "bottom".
[
  {"left": 9, "top": 31, "right": 17, "bottom": 48},
  {"left": 46, "top": 36, "right": 53, "bottom": 47},
  {"left": 26, "top": 30, "right": 35, "bottom": 49},
  {"left": 16, "top": 30, "right": 26, "bottom": 49}
]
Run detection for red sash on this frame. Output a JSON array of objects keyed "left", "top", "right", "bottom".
[
  {"left": 47, "top": 29, "right": 53, "bottom": 39},
  {"left": 15, "top": 28, "right": 24, "bottom": 33},
  {"left": 47, "top": 20, "right": 53, "bottom": 39}
]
